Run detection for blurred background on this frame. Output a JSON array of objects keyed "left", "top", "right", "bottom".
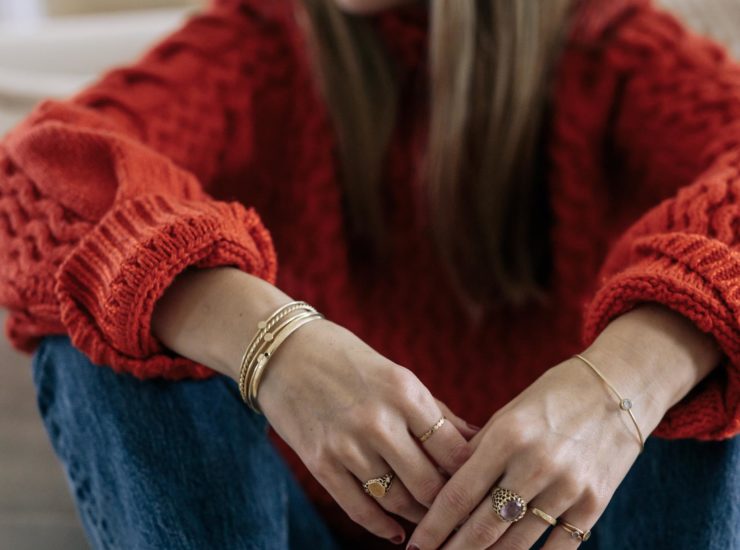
[{"left": 0, "top": 0, "right": 738, "bottom": 549}]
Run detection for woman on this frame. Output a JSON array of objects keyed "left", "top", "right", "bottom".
[{"left": 0, "top": 0, "right": 737, "bottom": 548}]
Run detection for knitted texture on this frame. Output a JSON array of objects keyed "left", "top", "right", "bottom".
[{"left": 1, "top": 0, "right": 739, "bottom": 542}]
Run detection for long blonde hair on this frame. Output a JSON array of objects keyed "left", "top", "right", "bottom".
[{"left": 300, "top": 0, "right": 574, "bottom": 310}]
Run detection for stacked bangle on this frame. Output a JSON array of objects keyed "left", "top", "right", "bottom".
[{"left": 238, "top": 300, "right": 324, "bottom": 413}]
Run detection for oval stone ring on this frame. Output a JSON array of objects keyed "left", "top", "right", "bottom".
[
  {"left": 491, "top": 486, "right": 528, "bottom": 522},
  {"left": 362, "top": 472, "right": 395, "bottom": 498}
]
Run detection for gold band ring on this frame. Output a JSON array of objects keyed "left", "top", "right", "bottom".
[
  {"left": 558, "top": 520, "right": 592, "bottom": 542},
  {"left": 418, "top": 416, "right": 446, "bottom": 442},
  {"left": 362, "top": 472, "right": 394, "bottom": 498},
  {"left": 490, "top": 487, "right": 527, "bottom": 522},
  {"left": 530, "top": 507, "right": 557, "bottom": 527}
]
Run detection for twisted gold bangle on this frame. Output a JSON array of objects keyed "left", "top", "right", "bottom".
[
  {"left": 238, "top": 301, "right": 318, "bottom": 404},
  {"left": 573, "top": 353, "right": 645, "bottom": 452},
  {"left": 248, "top": 312, "right": 324, "bottom": 412},
  {"left": 247, "top": 310, "right": 319, "bottom": 404}
]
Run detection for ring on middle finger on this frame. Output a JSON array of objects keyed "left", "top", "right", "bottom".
[
  {"left": 530, "top": 506, "right": 558, "bottom": 526},
  {"left": 490, "top": 486, "right": 528, "bottom": 522}
]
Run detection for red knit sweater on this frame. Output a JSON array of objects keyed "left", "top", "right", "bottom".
[{"left": 1, "top": 0, "right": 739, "bottom": 542}]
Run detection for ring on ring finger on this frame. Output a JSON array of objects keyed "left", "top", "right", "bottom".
[
  {"left": 362, "top": 472, "right": 395, "bottom": 498},
  {"left": 558, "top": 519, "right": 592, "bottom": 542},
  {"left": 530, "top": 506, "right": 558, "bottom": 527}
]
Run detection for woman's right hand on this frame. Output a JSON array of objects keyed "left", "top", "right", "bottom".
[
  {"left": 257, "top": 317, "right": 477, "bottom": 545},
  {"left": 151, "top": 267, "right": 476, "bottom": 544}
]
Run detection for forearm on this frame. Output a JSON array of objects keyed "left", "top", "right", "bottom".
[
  {"left": 151, "top": 267, "right": 293, "bottom": 379},
  {"left": 583, "top": 303, "right": 723, "bottom": 434}
]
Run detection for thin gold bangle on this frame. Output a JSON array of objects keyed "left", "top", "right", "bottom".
[
  {"left": 242, "top": 307, "right": 316, "bottom": 398},
  {"left": 238, "top": 301, "right": 317, "bottom": 402},
  {"left": 246, "top": 309, "right": 318, "bottom": 404},
  {"left": 248, "top": 312, "right": 324, "bottom": 412},
  {"left": 572, "top": 353, "right": 645, "bottom": 452}
]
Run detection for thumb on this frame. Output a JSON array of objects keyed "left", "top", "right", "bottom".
[{"left": 435, "top": 398, "right": 480, "bottom": 440}]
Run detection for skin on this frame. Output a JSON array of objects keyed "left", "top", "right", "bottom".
[
  {"left": 151, "top": 1, "right": 724, "bottom": 548},
  {"left": 153, "top": 267, "right": 478, "bottom": 546}
]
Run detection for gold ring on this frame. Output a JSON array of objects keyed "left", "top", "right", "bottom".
[
  {"left": 362, "top": 472, "right": 394, "bottom": 498},
  {"left": 418, "top": 416, "right": 446, "bottom": 442},
  {"left": 558, "top": 520, "right": 592, "bottom": 542},
  {"left": 530, "top": 507, "right": 557, "bottom": 526},
  {"left": 490, "top": 487, "right": 527, "bottom": 522}
]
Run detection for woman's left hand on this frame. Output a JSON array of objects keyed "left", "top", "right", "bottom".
[
  {"left": 405, "top": 354, "right": 641, "bottom": 549},
  {"left": 407, "top": 303, "right": 723, "bottom": 550}
]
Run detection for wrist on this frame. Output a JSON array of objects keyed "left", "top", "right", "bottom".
[
  {"left": 152, "top": 267, "right": 294, "bottom": 380},
  {"left": 582, "top": 303, "right": 722, "bottom": 432}
]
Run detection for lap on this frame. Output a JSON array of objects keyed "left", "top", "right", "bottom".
[
  {"left": 531, "top": 434, "right": 740, "bottom": 549},
  {"left": 32, "top": 335, "right": 739, "bottom": 549},
  {"left": 31, "top": 335, "right": 339, "bottom": 550}
]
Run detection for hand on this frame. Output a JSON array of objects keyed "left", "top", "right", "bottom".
[
  {"left": 257, "top": 317, "right": 477, "bottom": 545},
  {"left": 407, "top": 304, "right": 722, "bottom": 550}
]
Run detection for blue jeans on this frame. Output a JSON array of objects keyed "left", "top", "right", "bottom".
[{"left": 32, "top": 335, "right": 739, "bottom": 549}]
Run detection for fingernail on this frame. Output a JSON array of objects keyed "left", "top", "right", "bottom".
[
  {"left": 407, "top": 544, "right": 420, "bottom": 550},
  {"left": 467, "top": 422, "right": 481, "bottom": 431},
  {"left": 391, "top": 534, "right": 404, "bottom": 545}
]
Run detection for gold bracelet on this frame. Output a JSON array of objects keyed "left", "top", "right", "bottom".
[
  {"left": 572, "top": 353, "right": 645, "bottom": 452},
  {"left": 238, "top": 301, "right": 318, "bottom": 403},
  {"left": 248, "top": 312, "right": 324, "bottom": 412},
  {"left": 246, "top": 309, "right": 319, "bottom": 403}
]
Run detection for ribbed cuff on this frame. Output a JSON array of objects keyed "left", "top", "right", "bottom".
[
  {"left": 55, "top": 193, "right": 277, "bottom": 380},
  {"left": 582, "top": 233, "right": 740, "bottom": 440}
]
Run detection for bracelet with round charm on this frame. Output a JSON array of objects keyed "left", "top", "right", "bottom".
[
  {"left": 572, "top": 353, "right": 645, "bottom": 452},
  {"left": 237, "top": 301, "right": 315, "bottom": 400},
  {"left": 247, "top": 311, "right": 324, "bottom": 412},
  {"left": 238, "top": 300, "right": 323, "bottom": 412}
]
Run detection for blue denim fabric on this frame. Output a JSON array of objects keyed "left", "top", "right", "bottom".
[
  {"left": 32, "top": 335, "right": 739, "bottom": 550},
  {"left": 32, "top": 335, "right": 340, "bottom": 550}
]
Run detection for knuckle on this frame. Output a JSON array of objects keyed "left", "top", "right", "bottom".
[
  {"left": 305, "top": 452, "right": 334, "bottom": 482},
  {"left": 558, "top": 470, "right": 583, "bottom": 500},
  {"left": 445, "top": 440, "right": 473, "bottom": 470},
  {"left": 330, "top": 440, "right": 363, "bottom": 467},
  {"left": 386, "top": 495, "right": 418, "bottom": 519},
  {"left": 580, "top": 484, "right": 604, "bottom": 514},
  {"left": 355, "top": 410, "right": 391, "bottom": 441},
  {"left": 496, "top": 419, "right": 530, "bottom": 451},
  {"left": 389, "top": 366, "right": 426, "bottom": 404},
  {"left": 501, "top": 531, "right": 532, "bottom": 550},
  {"left": 415, "top": 476, "right": 445, "bottom": 506},
  {"left": 440, "top": 482, "right": 473, "bottom": 515},
  {"left": 468, "top": 518, "right": 501, "bottom": 546},
  {"left": 346, "top": 506, "right": 375, "bottom": 531}
]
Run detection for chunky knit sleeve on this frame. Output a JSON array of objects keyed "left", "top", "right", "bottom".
[
  {"left": 0, "top": 0, "right": 285, "bottom": 379},
  {"left": 578, "top": 1, "right": 740, "bottom": 439}
]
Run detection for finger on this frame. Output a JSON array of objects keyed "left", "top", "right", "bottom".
[
  {"left": 381, "top": 430, "right": 448, "bottom": 508},
  {"left": 408, "top": 444, "right": 507, "bottom": 550},
  {"left": 343, "top": 446, "right": 428, "bottom": 525},
  {"left": 435, "top": 399, "right": 480, "bottom": 439},
  {"left": 316, "top": 466, "right": 406, "bottom": 545},
  {"left": 407, "top": 399, "right": 473, "bottom": 476},
  {"left": 541, "top": 492, "right": 603, "bottom": 550},
  {"left": 492, "top": 484, "right": 580, "bottom": 550},
  {"left": 443, "top": 468, "right": 547, "bottom": 550}
]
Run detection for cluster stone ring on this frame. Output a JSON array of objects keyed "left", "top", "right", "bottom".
[
  {"left": 558, "top": 520, "right": 592, "bottom": 542},
  {"left": 530, "top": 506, "right": 558, "bottom": 527},
  {"left": 418, "top": 416, "right": 446, "bottom": 443},
  {"left": 362, "top": 472, "right": 394, "bottom": 498},
  {"left": 490, "top": 487, "right": 527, "bottom": 522}
]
